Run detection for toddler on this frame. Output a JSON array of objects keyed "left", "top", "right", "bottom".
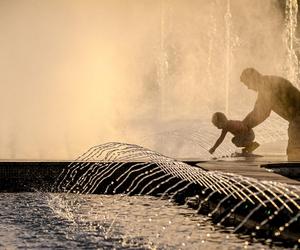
[{"left": 209, "top": 112, "right": 259, "bottom": 154}]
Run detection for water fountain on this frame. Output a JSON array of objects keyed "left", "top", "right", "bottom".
[
  {"left": 53, "top": 142, "right": 300, "bottom": 247},
  {"left": 0, "top": 1, "right": 299, "bottom": 248}
]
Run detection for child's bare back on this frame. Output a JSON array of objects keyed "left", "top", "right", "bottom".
[
  {"left": 209, "top": 112, "right": 259, "bottom": 154},
  {"left": 225, "top": 120, "right": 249, "bottom": 136}
]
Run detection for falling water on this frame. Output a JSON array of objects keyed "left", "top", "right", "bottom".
[
  {"left": 284, "top": 0, "right": 300, "bottom": 87},
  {"left": 206, "top": 1, "right": 217, "bottom": 99},
  {"left": 54, "top": 142, "right": 300, "bottom": 247}
]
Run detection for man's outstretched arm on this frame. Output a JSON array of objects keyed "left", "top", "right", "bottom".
[{"left": 243, "top": 94, "right": 271, "bottom": 129}]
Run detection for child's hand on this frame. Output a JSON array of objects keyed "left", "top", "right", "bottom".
[{"left": 209, "top": 148, "right": 215, "bottom": 154}]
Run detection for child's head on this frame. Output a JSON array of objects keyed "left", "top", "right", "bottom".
[{"left": 212, "top": 112, "right": 228, "bottom": 129}]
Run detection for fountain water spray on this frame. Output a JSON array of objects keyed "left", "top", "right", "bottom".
[
  {"left": 157, "top": 0, "right": 169, "bottom": 119},
  {"left": 207, "top": 1, "right": 217, "bottom": 97},
  {"left": 284, "top": 0, "right": 300, "bottom": 87},
  {"left": 54, "top": 142, "right": 300, "bottom": 247},
  {"left": 224, "top": 0, "right": 232, "bottom": 115}
]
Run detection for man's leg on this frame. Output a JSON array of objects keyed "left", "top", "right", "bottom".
[{"left": 287, "top": 115, "right": 300, "bottom": 161}]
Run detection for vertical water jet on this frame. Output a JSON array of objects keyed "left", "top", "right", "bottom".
[
  {"left": 284, "top": 0, "right": 299, "bottom": 87},
  {"left": 224, "top": 0, "right": 232, "bottom": 115},
  {"left": 158, "top": 0, "right": 169, "bottom": 119}
]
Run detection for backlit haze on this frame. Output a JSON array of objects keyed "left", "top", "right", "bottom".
[{"left": 0, "top": 0, "right": 293, "bottom": 159}]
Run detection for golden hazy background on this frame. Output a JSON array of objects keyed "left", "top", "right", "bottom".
[{"left": 0, "top": 0, "right": 292, "bottom": 159}]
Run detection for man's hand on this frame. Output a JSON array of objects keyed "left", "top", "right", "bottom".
[{"left": 209, "top": 148, "right": 215, "bottom": 154}]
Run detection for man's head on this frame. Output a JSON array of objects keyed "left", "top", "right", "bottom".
[
  {"left": 212, "top": 112, "right": 228, "bottom": 129},
  {"left": 240, "top": 68, "right": 262, "bottom": 91}
]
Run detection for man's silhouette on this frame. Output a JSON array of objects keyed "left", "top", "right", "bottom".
[{"left": 240, "top": 68, "right": 300, "bottom": 160}]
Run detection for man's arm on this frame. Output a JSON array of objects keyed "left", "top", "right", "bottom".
[
  {"left": 243, "top": 93, "right": 271, "bottom": 129},
  {"left": 209, "top": 130, "right": 227, "bottom": 154}
]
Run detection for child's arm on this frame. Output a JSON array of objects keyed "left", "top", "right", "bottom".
[{"left": 209, "top": 130, "right": 227, "bottom": 154}]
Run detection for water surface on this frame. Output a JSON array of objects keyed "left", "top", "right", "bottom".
[{"left": 0, "top": 193, "right": 282, "bottom": 249}]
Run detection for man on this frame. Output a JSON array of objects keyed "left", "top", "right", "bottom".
[{"left": 240, "top": 68, "right": 300, "bottom": 160}]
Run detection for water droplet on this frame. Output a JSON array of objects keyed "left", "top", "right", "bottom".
[
  {"left": 256, "top": 226, "right": 260, "bottom": 230},
  {"left": 149, "top": 218, "right": 152, "bottom": 222},
  {"left": 201, "top": 240, "right": 205, "bottom": 243},
  {"left": 206, "top": 233, "right": 210, "bottom": 237},
  {"left": 275, "top": 231, "right": 280, "bottom": 236},
  {"left": 168, "top": 220, "right": 172, "bottom": 224},
  {"left": 279, "top": 226, "right": 284, "bottom": 231},
  {"left": 182, "top": 243, "right": 186, "bottom": 246}
]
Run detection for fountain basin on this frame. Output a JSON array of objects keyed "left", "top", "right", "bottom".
[
  {"left": 0, "top": 159, "right": 299, "bottom": 247},
  {"left": 261, "top": 162, "right": 300, "bottom": 181}
]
